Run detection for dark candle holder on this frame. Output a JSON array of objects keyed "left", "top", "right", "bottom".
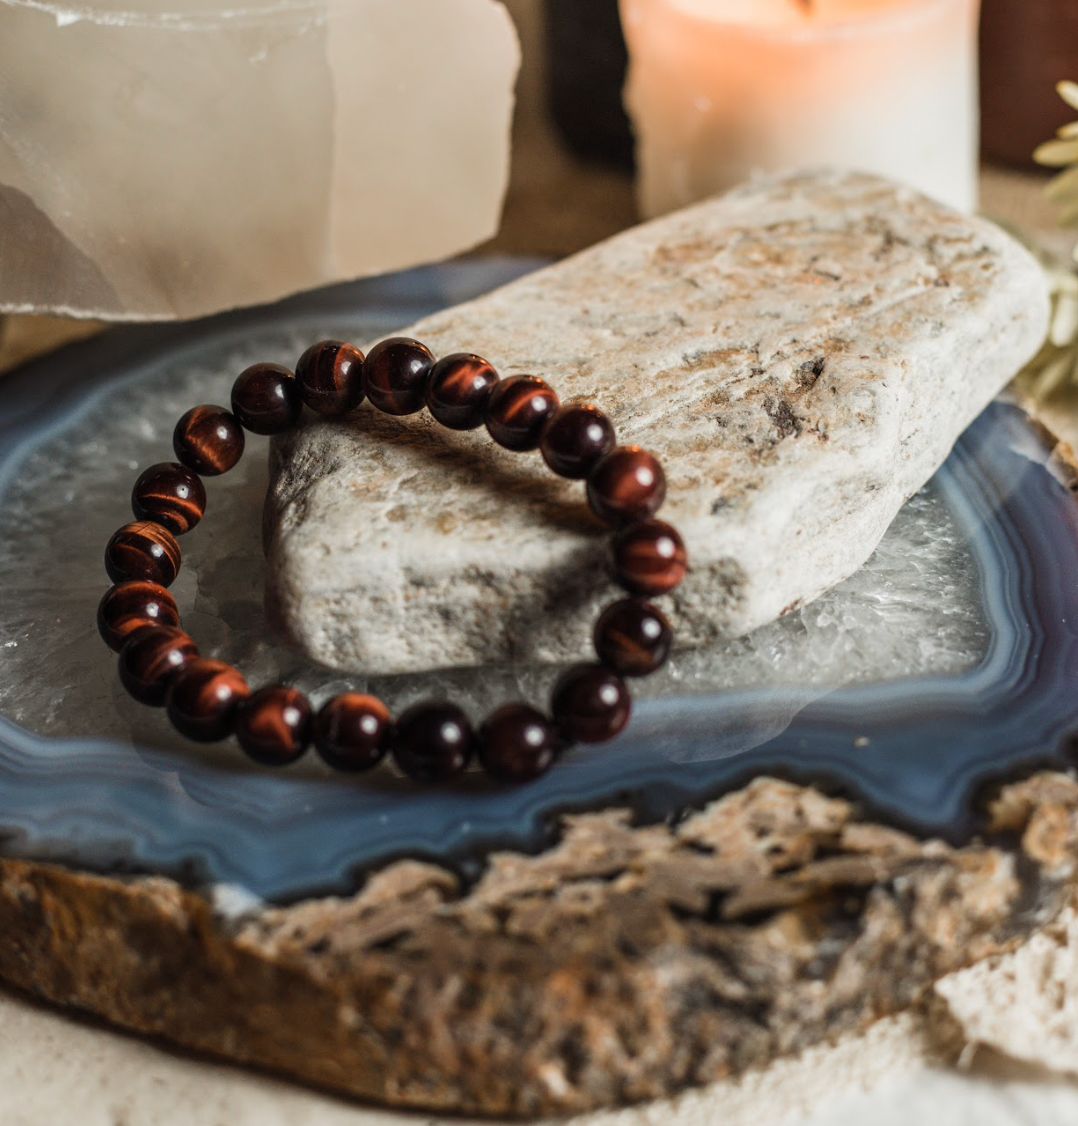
[
  {"left": 980, "top": 0, "right": 1078, "bottom": 168},
  {"left": 543, "top": 0, "right": 635, "bottom": 169}
]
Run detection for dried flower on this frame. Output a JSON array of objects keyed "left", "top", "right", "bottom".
[
  {"left": 1020, "top": 82, "right": 1078, "bottom": 398},
  {"left": 1034, "top": 80, "right": 1078, "bottom": 265},
  {"left": 1015, "top": 249, "right": 1078, "bottom": 399}
]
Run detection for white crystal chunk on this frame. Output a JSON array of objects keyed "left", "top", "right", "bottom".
[{"left": 0, "top": 0, "right": 519, "bottom": 319}]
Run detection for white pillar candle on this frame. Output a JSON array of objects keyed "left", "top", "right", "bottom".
[{"left": 620, "top": 0, "right": 981, "bottom": 217}]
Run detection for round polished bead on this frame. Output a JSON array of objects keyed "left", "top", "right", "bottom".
[
  {"left": 594, "top": 598, "right": 672, "bottom": 677},
  {"left": 173, "top": 404, "right": 245, "bottom": 476},
  {"left": 131, "top": 462, "right": 207, "bottom": 535},
  {"left": 478, "top": 703, "right": 560, "bottom": 783},
  {"left": 613, "top": 519, "right": 688, "bottom": 596},
  {"left": 587, "top": 446, "right": 666, "bottom": 526},
  {"left": 550, "top": 663, "right": 631, "bottom": 744},
  {"left": 313, "top": 693, "right": 392, "bottom": 772},
  {"left": 104, "top": 521, "right": 181, "bottom": 587},
  {"left": 231, "top": 362, "right": 302, "bottom": 435},
  {"left": 392, "top": 701, "right": 474, "bottom": 781},
  {"left": 118, "top": 626, "right": 199, "bottom": 707},
  {"left": 425, "top": 353, "right": 500, "bottom": 430},
  {"left": 166, "top": 659, "right": 250, "bottom": 743},
  {"left": 235, "top": 685, "right": 312, "bottom": 766},
  {"left": 540, "top": 404, "right": 616, "bottom": 479},
  {"left": 485, "top": 375, "right": 560, "bottom": 451},
  {"left": 363, "top": 337, "right": 435, "bottom": 415},
  {"left": 295, "top": 339, "right": 365, "bottom": 416},
  {"left": 97, "top": 581, "right": 179, "bottom": 652}
]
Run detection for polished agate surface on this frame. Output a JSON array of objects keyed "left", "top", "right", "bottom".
[{"left": 0, "top": 261, "right": 1073, "bottom": 900}]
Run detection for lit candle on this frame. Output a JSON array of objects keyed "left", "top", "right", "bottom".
[{"left": 620, "top": 0, "right": 981, "bottom": 217}]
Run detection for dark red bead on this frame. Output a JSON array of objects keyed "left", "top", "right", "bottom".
[
  {"left": 97, "top": 581, "right": 179, "bottom": 652},
  {"left": 425, "top": 353, "right": 500, "bottom": 430},
  {"left": 295, "top": 339, "right": 365, "bottom": 416},
  {"left": 594, "top": 598, "right": 672, "bottom": 677},
  {"left": 613, "top": 520, "right": 688, "bottom": 596},
  {"left": 363, "top": 337, "right": 434, "bottom": 416},
  {"left": 478, "top": 703, "right": 559, "bottom": 783},
  {"left": 587, "top": 446, "right": 666, "bottom": 526},
  {"left": 485, "top": 375, "right": 560, "bottom": 451},
  {"left": 118, "top": 626, "right": 199, "bottom": 707},
  {"left": 313, "top": 693, "right": 392, "bottom": 772},
  {"left": 551, "top": 663, "right": 631, "bottom": 744},
  {"left": 166, "top": 659, "right": 249, "bottom": 743},
  {"left": 173, "top": 404, "right": 245, "bottom": 476},
  {"left": 131, "top": 462, "right": 206, "bottom": 535},
  {"left": 392, "top": 701, "right": 474, "bottom": 781},
  {"left": 235, "top": 685, "right": 312, "bottom": 766},
  {"left": 231, "top": 362, "right": 302, "bottom": 434},
  {"left": 540, "top": 404, "right": 616, "bottom": 479},
  {"left": 104, "top": 521, "right": 181, "bottom": 587}
]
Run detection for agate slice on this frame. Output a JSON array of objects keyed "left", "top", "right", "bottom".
[
  {"left": 0, "top": 262, "right": 1076, "bottom": 1117},
  {"left": 0, "top": 261, "right": 1073, "bottom": 900}
]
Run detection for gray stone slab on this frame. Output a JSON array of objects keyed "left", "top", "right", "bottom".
[{"left": 265, "top": 170, "right": 1049, "bottom": 674}]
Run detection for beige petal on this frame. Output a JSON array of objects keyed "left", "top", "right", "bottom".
[
  {"left": 1059, "top": 80, "right": 1078, "bottom": 112},
  {"left": 1050, "top": 290, "right": 1078, "bottom": 348},
  {"left": 1035, "top": 137, "right": 1078, "bottom": 166}
]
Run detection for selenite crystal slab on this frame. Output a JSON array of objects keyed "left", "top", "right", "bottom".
[
  {"left": 265, "top": 170, "right": 1050, "bottom": 675},
  {"left": 0, "top": 0, "right": 518, "bottom": 319}
]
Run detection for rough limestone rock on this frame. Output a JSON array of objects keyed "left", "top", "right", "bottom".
[{"left": 265, "top": 170, "right": 1049, "bottom": 675}]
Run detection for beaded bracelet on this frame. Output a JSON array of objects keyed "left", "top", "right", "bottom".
[{"left": 97, "top": 338, "right": 688, "bottom": 784}]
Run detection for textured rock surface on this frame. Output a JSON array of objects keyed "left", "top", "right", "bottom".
[
  {"left": 2, "top": 770, "right": 1078, "bottom": 1118},
  {"left": 266, "top": 170, "right": 1049, "bottom": 675}
]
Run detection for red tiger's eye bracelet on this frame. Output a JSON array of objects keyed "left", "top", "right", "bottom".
[{"left": 97, "top": 338, "right": 688, "bottom": 784}]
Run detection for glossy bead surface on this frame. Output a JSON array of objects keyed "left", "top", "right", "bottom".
[
  {"left": 118, "top": 626, "right": 199, "bottom": 707},
  {"left": 485, "top": 375, "right": 560, "bottom": 451},
  {"left": 478, "top": 703, "right": 559, "bottom": 783},
  {"left": 363, "top": 337, "right": 434, "bottom": 416},
  {"left": 587, "top": 446, "right": 666, "bottom": 526},
  {"left": 173, "top": 404, "right": 245, "bottom": 476},
  {"left": 166, "top": 659, "right": 249, "bottom": 742},
  {"left": 131, "top": 462, "right": 207, "bottom": 535},
  {"left": 392, "top": 701, "right": 474, "bottom": 781},
  {"left": 231, "top": 362, "right": 302, "bottom": 434},
  {"left": 104, "top": 521, "right": 181, "bottom": 587},
  {"left": 425, "top": 353, "right": 499, "bottom": 430},
  {"left": 613, "top": 519, "right": 688, "bottom": 596},
  {"left": 314, "top": 693, "right": 392, "bottom": 772},
  {"left": 550, "top": 663, "right": 631, "bottom": 744},
  {"left": 235, "top": 685, "right": 312, "bottom": 766},
  {"left": 540, "top": 404, "right": 616, "bottom": 479},
  {"left": 97, "top": 581, "right": 179, "bottom": 652},
  {"left": 295, "top": 340, "right": 365, "bottom": 416},
  {"left": 594, "top": 598, "right": 672, "bottom": 677}
]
